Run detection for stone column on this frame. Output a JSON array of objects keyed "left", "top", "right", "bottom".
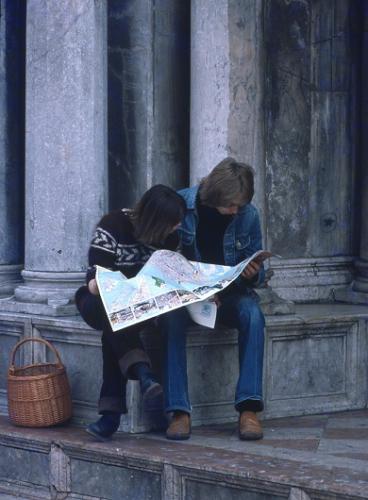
[
  {"left": 190, "top": 0, "right": 293, "bottom": 314},
  {"left": 0, "top": 0, "right": 25, "bottom": 298},
  {"left": 1, "top": 0, "right": 108, "bottom": 315},
  {"left": 107, "top": 0, "right": 190, "bottom": 208},
  {"left": 335, "top": 2, "right": 368, "bottom": 305},
  {"left": 190, "top": 0, "right": 265, "bottom": 216}
]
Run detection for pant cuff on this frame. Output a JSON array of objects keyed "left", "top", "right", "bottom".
[
  {"left": 235, "top": 397, "right": 264, "bottom": 413},
  {"left": 118, "top": 348, "right": 151, "bottom": 378},
  {"left": 98, "top": 396, "right": 127, "bottom": 414},
  {"left": 165, "top": 404, "right": 192, "bottom": 415}
]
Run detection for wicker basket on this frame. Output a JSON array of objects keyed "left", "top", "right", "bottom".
[{"left": 7, "top": 337, "right": 72, "bottom": 427}]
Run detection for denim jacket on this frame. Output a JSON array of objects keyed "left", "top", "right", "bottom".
[{"left": 178, "top": 186, "right": 265, "bottom": 289}]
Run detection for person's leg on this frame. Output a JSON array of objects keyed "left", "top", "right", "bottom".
[
  {"left": 77, "top": 286, "right": 162, "bottom": 401},
  {"left": 77, "top": 287, "right": 162, "bottom": 439},
  {"left": 102, "top": 322, "right": 163, "bottom": 405},
  {"left": 86, "top": 331, "right": 125, "bottom": 441},
  {"left": 217, "top": 292, "right": 265, "bottom": 439},
  {"left": 158, "top": 307, "right": 192, "bottom": 439}
]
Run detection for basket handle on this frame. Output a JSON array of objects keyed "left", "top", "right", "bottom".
[{"left": 9, "top": 337, "right": 64, "bottom": 370}]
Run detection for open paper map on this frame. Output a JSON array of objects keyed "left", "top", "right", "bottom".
[{"left": 96, "top": 249, "right": 272, "bottom": 332}]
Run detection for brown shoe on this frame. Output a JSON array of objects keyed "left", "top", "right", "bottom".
[
  {"left": 238, "top": 411, "right": 263, "bottom": 440},
  {"left": 166, "top": 411, "right": 191, "bottom": 440}
]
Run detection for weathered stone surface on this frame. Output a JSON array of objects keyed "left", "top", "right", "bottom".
[
  {"left": 0, "top": 443, "right": 49, "bottom": 487},
  {"left": 50, "top": 443, "right": 71, "bottom": 495},
  {"left": 0, "top": 0, "right": 25, "bottom": 297},
  {"left": 1, "top": 304, "right": 367, "bottom": 431},
  {"left": 2, "top": 411, "right": 368, "bottom": 499},
  {"left": 264, "top": 0, "right": 359, "bottom": 303},
  {"left": 288, "top": 488, "right": 311, "bottom": 500},
  {"left": 264, "top": 0, "right": 311, "bottom": 258},
  {"left": 6, "top": 0, "right": 108, "bottom": 311},
  {"left": 185, "top": 481, "right": 284, "bottom": 500},
  {"left": 70, "top": 457, "right": 162, "bottom": 499},
  {"left": 107, "top": 0, "right": 189, "bottom": 208},
  {"left": 190, "top": 0, "right": 265, "bottom": 215}
]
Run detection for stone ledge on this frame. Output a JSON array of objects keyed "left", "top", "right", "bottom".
[
  {"left": 1, "top": 414, "right": 368, "bottom": 499},
  {"left": 0, "top": 304, "right": 367, "bottom": 433}
]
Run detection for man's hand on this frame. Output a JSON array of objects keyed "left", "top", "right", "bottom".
[
  {"left": 241, "top": 260, "right": 260, "bottom": 280},
  {"left": 88, "top": 278, "right": 99, "bottom": 296}
]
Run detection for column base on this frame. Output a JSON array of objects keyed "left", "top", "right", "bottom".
[
  {"left": 0, "top": 265, "right": 23, "bottom": 298},
  {"left": 333, "top": 259, "right": 368, "bottom": 305},
  {"left": 334, "top": 284, "right": 368, "bottom": 305},
  {"left": 257, "top": 287, "right": 295, "bottom": 315},
  {"left": 0, "top": 270, "right": 85, "bottom": 316}
]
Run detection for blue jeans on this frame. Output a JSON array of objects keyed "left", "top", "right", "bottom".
[{"left": 158, "top": 292, "right": 265, "bottom": 414}]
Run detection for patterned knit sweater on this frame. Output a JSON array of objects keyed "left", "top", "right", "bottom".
[{"left": 86, "top": 209, "right": 179, "bottom": 283}]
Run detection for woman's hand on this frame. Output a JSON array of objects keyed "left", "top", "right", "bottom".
[
  {"left": 88, "top": 278, "right": 99, "bottom": 296},
  {"left": 211, "top": 294, "right": 221, "bottom": 308}
]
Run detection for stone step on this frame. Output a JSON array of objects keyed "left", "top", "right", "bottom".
[
  {"left": 0, "top": 304, "right": 367, "bottom": 433},
  {"left": 1, "top": 411, "right": 368, "bottom": 499}
]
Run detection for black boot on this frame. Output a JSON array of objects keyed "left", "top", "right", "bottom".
[
  {"left": 132, "top": 362, "right": 163, "bottom": 409},
  {"left": 86, "top": 413, "right": 121, "bottom": 441}
]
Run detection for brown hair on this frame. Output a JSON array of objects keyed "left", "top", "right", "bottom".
[
  {"left": 199, "top": 157, "right": 254, "bottom": 208},
  {"left": 132, "top": 185, "right": 186, "bottom": 245}
]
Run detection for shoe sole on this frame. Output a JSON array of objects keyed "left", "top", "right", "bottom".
[
  {"left": 239, "top": 432, "right": 263, "bottom": 441},
  {"left": 166, "top": 433, "right": 191, "bottom": 441},
  {"left": 85, "top": 427, "right": 112, "bottom": 442}
]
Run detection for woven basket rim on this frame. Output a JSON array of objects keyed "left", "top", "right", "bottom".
[
  {"left": 8, "top": 366, "right": 66, "bottom": 382},
  {"left": 7, "top": 394, "right": 69, "bottom": 402},
  {"left": 10, "top": 361, "right": 61, "bottom": 371}
]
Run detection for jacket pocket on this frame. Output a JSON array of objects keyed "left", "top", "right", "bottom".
[{"left": 235, "top": 235, "right": 250, "bottom": 251}]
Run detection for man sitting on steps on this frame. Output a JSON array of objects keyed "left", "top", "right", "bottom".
[{"left": 159, "top": 157, "right": 266, "bottom": 441}]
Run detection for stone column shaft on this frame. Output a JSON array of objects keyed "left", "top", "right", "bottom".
[
  {"left": 190, "top": 0, "right": 293, "bottom": 314},
  {"left": 335, "top": 1, "right": 368, "bottom": 304},
  {"left": 6, "top": 0, "right": 108, "bottom": 315},
  {"left": 190, "top": 0, "right": 265, "bottom": 220},
  {"left": 108, "top": 0, "right": 189, "bottom": 208},
  {"left": 0, "top": 0, "right": 25, "bottom": 297}
]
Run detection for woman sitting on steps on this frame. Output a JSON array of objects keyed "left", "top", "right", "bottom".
[{"left": 75, "top": 185, "right": 186, "bottom": 441}]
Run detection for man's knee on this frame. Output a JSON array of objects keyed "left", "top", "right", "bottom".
[{"left": 237, "top": 298, "right": 265, "bottom": 327}]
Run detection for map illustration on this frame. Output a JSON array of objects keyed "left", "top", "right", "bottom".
[{"left": 96, "top": 249, "right": 271, "bottom": 332}]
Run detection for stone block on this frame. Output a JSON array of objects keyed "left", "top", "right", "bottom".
[
  {"left": 70, "top": 457, "right": 162, "bottom": 499},
  {"left": 185, "top": 480, "right": 284, "bottom": 500},
  {"left": 0, "top": 304, "right": 367, "bottom": 433},
  {"left": 0, "top": 443, "right": 49, "bottom": 489},
  {"left": 269, "top": 256, "right": 354, "bottom": 303},
  {"left": 263, "top": 307, "right": 368, "bottom": 418}
]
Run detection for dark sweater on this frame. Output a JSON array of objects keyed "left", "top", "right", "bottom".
[
  {"left": 86, "top": 209, "right": 179, "bottom": 283},
  {"left": 196, "top": 201, "right": 232, "bottom": 265}
]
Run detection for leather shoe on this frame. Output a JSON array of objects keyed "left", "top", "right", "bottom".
[
  {"left": 166, "top": 411, "right": 191, "bottom": 440},
  {"left": 238, "top": 411, "right": 263, "bottom": 440},
  {"left": 86, "top": 414, "right": 120, "bottom": 441}
]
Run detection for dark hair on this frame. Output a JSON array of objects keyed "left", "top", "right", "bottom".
[
  {"left": 199, "top": 157, "right": 255, "bottom": 208},
  {"left": 132, "top": 185, "right": 186, "bottom": 245}
]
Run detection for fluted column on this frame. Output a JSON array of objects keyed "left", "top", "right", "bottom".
[
  {"left": 0, "top": 0, "right": 25, "bottom": 298},
  {"left": 2, "top": 0, "right": 108, "bottom": 315}
]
